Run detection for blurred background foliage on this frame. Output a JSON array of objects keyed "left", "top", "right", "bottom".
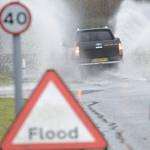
[
  {"left": 64, "top": 0, "right": 148, "bottom": 28},
  {"left": 65, "top": 0, "right": 122, "bottom": 28}
]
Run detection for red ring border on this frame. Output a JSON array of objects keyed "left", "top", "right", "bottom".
[{"left": 0, "top": 2, "right": 32, "bottom": 35}]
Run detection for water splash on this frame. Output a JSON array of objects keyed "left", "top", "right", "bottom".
[
  {"left": 22, "top": 0, "right": 78, "bottom": 78},
  {"left": 0, "top": 0, "right": 79, "bottom": 80},
  {"left": 115, "top": 0, "right": 150, "bottom": 80}
]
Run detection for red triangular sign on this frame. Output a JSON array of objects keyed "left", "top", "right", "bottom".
[{"left": 2, "top": 70, "right": 107, "bottom": 150}]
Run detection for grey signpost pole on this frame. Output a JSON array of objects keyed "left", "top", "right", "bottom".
[
  {"left": 13, "top": 35, "right": 24, "bottom": 115},
  {"left": 0, "top": 2, "right": 31, "bottom": 116}
]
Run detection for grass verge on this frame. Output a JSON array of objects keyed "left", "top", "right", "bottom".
[{"left": 0, "top": 98, "right": 15, "bottom": 140}]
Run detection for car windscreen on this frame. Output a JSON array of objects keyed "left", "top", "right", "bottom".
[{"left": 78, "top": 30, "right": 114, "bottom": 42}]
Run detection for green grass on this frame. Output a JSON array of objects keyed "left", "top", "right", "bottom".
[{"left": 0, "top": 98, "right": 15, "bottom": 140}]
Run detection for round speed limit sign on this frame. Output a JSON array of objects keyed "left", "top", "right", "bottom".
[{"left": 0, "top": 2, "right": 31, "bottom": 35}]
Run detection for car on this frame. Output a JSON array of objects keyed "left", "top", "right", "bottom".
[{"left": 72, "top": 27, "right": 123, "bottom": 67}]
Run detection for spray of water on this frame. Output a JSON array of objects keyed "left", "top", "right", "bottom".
[
  {"left": 21, "top": 0, "right": 79, "bottom": 79},
  {"left": 0, "top": 0, "right": 79, "bottom": 81},
  {"left": 0, "top": 0, "right": 82, "bottom": 83},
  {"left": 115, "top": 0, "right": 150, "bottom": 80}
]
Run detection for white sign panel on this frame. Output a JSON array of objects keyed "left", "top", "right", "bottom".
[
  {"left": 0, "top": 2, "right": 31, "bottom": 35},
  {"left": 13, "top": 82, "right": 94, "bottom": 144}
]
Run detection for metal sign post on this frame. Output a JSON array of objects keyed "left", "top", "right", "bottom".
[
  {"left": 13, "top": 35, "right": 23, "bottom": 114},
  {"left": 0, "top": 2, "right": 31, "bottom": 115}
]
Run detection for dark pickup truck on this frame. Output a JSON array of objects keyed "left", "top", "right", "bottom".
[{"left": 73, "top": 28, "right": 123, "bottom": 66}]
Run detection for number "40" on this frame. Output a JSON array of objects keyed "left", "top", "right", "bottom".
[{"left": 4, "top": 12, "right": 27, "bottom": 25}]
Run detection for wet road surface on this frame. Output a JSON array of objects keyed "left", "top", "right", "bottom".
[
  {"left": 70, "top": 70, "right": 150, "bottom": 150},
  {"left": 0, "top": 69, "right": 150, "bottom": 150}
]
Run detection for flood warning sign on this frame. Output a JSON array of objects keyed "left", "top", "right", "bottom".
[
  {"left": 13, "top": 82, "right": 94, "bottom": 144},
  {"left": 2, "top": 70, "right": 107, "bottom": 150}
]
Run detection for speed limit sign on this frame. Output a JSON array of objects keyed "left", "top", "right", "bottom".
[
  {"left": 0, "top": 2, "right": 32, "bottom": 115},
  {"left": 0, "top": 2, "right": 31, "bottom": 35}
]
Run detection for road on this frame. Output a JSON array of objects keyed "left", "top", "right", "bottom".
[
  {"left": 0, "top": 69, "right": 150, "bottom": 150},
  {"left": 69, "top": 69, "right": 150, "bottom": 150}
]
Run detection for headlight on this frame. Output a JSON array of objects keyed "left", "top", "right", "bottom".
[
  {"left": 119, "top": 43, "right": 123, "bottom": 50},
  {"left": 75, "top": 46, "right": 80, "bottom": 56},
  {"left": 119, "top": 43, "right": 123, "bottom": 55}
]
